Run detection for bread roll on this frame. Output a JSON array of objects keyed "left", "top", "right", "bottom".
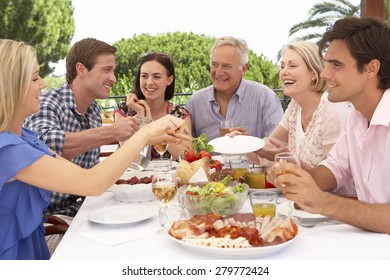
[{"left": 176, "top": 157, "right": 210, "bottom": 185}]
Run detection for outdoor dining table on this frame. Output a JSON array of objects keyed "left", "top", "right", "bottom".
[{"left": 51, "top": 170, "right": 390, "bottom": 261}]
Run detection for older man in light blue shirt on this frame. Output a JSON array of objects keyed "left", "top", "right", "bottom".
[{"left": 186, "top": 36, "right": 283, "bottom": 141}]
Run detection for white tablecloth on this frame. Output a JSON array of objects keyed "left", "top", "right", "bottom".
[{"left": 51, "top": 190, "right": 390, "bottom": 260}]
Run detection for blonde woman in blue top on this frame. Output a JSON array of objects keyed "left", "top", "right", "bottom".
[{"left": 0, "top": 39, "right": 189, "bottom": 260}]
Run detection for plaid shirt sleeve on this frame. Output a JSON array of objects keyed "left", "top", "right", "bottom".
[{"left": 24, "top": 84, "right": 101, "bottom": 217}]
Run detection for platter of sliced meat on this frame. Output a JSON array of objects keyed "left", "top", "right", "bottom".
[{"left": 168, "top": 213, "right": 298, "bottom": 258}]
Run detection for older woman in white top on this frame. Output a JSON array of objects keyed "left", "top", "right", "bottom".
[
  {"left": 275, "top": 92, "right": 348, "bottom": 168},
  {"left": 253, "top": 41, "right": 355, "bottom": 196}
]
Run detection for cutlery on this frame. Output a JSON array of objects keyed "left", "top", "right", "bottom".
[{"left": 298, "top": 220, "right": 342, "bottom": 228}]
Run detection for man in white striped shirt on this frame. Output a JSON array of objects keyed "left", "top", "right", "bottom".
[{"left": 186, "top": 36, "right": 283, "bottom": 141}]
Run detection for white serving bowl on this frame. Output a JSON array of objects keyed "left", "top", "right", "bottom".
[
  {"left": 111, "top": 171, "right": 155, "bottom": 203},
  {"left": 111, "top": 183, "right": 154, "bottom": 203}
]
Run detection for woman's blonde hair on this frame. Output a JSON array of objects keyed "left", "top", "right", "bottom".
[
  {"left": 0, "top": 39, "right": 36, "bottom": 132},
  {"left": 280, "top": 41, "right": 327, "bottom": 93}
]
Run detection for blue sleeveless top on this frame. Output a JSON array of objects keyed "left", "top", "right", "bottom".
[{"left": 0, "top": 128, "right": 54, "bottom": 259}]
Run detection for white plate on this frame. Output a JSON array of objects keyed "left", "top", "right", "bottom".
[
  {"left": 277, "top": 201, "right": 326, "bottom": 220},
  {"left": 249, "top": 188, "right": 282, "bottom": 194},
  {"left": 88, "top": 205, "right": 154, "bottom": 225},
  {"left": 168, "top": 234, "right": 296, "bottom": 259},
  {"left": 209, "top": 135, "right": 265, "bottom": 155}
]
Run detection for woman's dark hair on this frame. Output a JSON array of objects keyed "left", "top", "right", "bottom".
[
  {"left": 319, "top": 17, "right": 390, "bottom": 90},
  {"left": 134, "top": 52, "right": 175, "bottom": 100}
]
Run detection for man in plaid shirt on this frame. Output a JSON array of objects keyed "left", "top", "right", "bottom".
[{"left": 24, "top": 38, "right": 140, "bottom": 219}]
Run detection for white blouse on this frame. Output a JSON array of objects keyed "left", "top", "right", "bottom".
[{"left": 280, "top": 93, "right": 348, "bottom": 168}]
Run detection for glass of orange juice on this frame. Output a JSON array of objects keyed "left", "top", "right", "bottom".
[
  {"left": 223, "top": 155, "right": 249, "bottom": 180},
  {"left": 244, "top": 167, "right": 266, "bottom": 189},
  {"left": 249, "top": 191, "right": 277, "bottom": 217}
]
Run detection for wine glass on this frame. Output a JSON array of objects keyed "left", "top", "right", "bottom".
[
  {"left": 274, "top": 152, "right": 302, "bottom": 223},
  {"left": 177, "top": 186, "right": 191, "bottom": 220},
  {"left": 220, "top": 120, "right": 235, "bottom": 136},
  {"left": 151, "top": 172, "right": 178, "bottom": 233}
]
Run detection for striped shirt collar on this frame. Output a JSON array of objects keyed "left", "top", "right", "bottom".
[{"left": 209, "top": 78, "right": 245, "bottom": 103}]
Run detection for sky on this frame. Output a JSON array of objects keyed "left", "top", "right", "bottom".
[{"left": 52, "top": 0, "right": 360, "bottom": 75}]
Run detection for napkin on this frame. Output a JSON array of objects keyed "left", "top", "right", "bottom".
[
  {"left": 80, "top": 231, "right": 150, "bottom": 246},
  {"left": 189, "top": 166, "right": 209, "bottom": 183}
]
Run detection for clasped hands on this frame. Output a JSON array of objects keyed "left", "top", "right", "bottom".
[{"left": 126, "top": 93, "right": 152, "bottom": 119}]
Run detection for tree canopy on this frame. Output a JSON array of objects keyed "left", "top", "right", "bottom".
[
  {"left": 0, "top": 0, "right": 75, "bottom": 76},
  {"left": 288, "top": 0, "right": 360, "bottom": 42},
  {"left": 111, "top": 32, "right": 280, "bottom": 96}
]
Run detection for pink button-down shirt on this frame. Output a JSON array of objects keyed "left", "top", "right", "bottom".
[{"left": 321, "top": 89, "right": 390, "bottom": 203}]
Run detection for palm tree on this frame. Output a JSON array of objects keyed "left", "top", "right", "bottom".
[{"left": 288, "top": 0, "right": 360, "bottom": 42}]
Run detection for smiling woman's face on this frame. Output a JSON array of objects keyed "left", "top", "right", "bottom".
[
  {"left": 23, "top": 62, "right": 46, "bottom": 117},
  {"left": 139, "top": 60, "right": 173, "bottom": 101},
  {"left": 279, "top": 48, "right": 314, "bottom": 98}
]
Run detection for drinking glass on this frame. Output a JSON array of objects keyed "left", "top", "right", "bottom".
[
  {"left": 244, "top": 167, "right": 266, "bottom": 189},
  {"left": 151, "top": 158, "right": 172, "bottom": 172},
  {"left": 151, "top": 173, "right": 178, "bottom": 232},
  {"left": 223, "top": 155, "right": 249, "bottom": 180},
  {"left": 177, "top": 186, "right": 191, "bottom": 220},
  {"left": 152, "top": 142, "right": 170, "bottom": 171},
  {"left": 220, "top": 120, "right": 235, "bottom": 136},
  {"left": 274, "top": 152, "right": 301, "bottom": 222},
  {"left": 249, "top": 191, "right": 277, "bottom": 217}
]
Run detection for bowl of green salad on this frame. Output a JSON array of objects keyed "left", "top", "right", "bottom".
[{"left": 180, "top": 175, "right": 249, "bottom": 216}]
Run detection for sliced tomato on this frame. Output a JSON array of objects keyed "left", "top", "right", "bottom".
[
  {"left": 185, "top": 191, "right": 197, "bottom": 196},
  {"left": 213, "top": 160, "right": 223, "bottom": 171},
  {"left": 209, "top": 163, "right": 217, "bottom": 170}
]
